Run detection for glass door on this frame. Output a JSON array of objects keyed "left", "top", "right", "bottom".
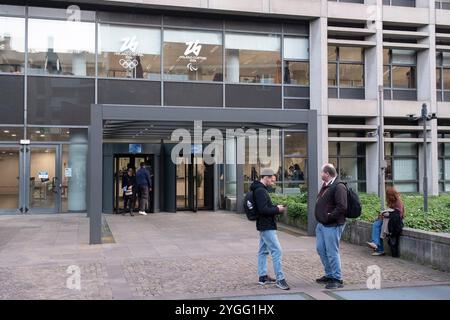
[
  {"left": 26, "top": 145, "right": 60, "bottom": 213},
  {"left": 0, "top": 145, "right": 22, "bottom": 214}
]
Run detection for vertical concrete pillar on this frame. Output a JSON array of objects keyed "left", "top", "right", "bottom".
[
  {"left": 416, "top": 2, "right": 439, "bottom": 195},
  {"left": 310, "top": 16, "right": 328, "bottom": 169},
  {"left": 365, "top": 0, "right": 384, "bottom": 195},
  {"left": 226, "top": 50, "right": 240, "bottom": 83}
]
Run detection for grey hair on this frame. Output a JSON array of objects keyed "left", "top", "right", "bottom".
[{"left": 322, "top": 163, "right": 337, "bottom": 177}]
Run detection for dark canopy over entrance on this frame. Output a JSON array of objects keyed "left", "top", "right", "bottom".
[{"left": 88, "top": 104, "right": 319, "bottom": 244}]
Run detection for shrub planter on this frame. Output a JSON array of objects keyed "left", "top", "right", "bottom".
[
  {"left": 278, "top": 208, "right": 307, "bottom": 231},
  {"left": 342, "top": 220, "right": 450, "bottom": 273}
]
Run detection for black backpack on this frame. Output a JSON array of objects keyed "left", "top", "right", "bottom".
[
  {"left": 243, "top": 190, "right": 258, "bottom": 221},
  {"left": 338, "top": 182, "right": 362, "bottom": 219}
]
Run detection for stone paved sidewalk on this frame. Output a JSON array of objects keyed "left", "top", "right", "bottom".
[{"left": 0, "top": 212, "right": 449, "bottom": 300}]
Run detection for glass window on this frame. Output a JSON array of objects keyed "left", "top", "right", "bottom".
[
  {"left": 443, "top": 52, "right": 450, "bottom": 67},
  {"left": 0, "top": 16, "right": 25, "bottom": 73},
  {"left": 328, "top": 142, "right": 338, "bottom": 156},
  {"left": 284, "top": 158, "right": 306, "bottom": 181},
  {"left": 391, "top": 49, "right": 416, "bottom": 65},
  {"left": 437, "top": 68, "right": 442, "bottom": 90},
  {"left": 339, "top": 47, "right": 363, "bottom": 62},
  {"left": 0, "top": 126, "right": 22, "bottom": 141},
  {"left": 28, "top": 19, "right": 95, "bottom": 76},
  {"left": 393, "top": 142, "right": 417, "bottom": 156},
  {"left": 284, "top": 131, "right": 307, "bottom": 157},
  {"left": 339, "top": 64, "right": 364, "bottom": 87},
  {"left": 340, "top": 142, "right": 358, "bottom": 156},
  {"left": 383, "top": 49, "right": 390, "bottom": 65},
  {"left": 164, "top": 29, "right": 222, "bottom": 81},
  {"left": 392, "top": 66, "right": 416, "bottom": 88},
  {"left": 328, "top": 46, "right": 337, "bottom": 61},
  {"left": 328, "top": 63, "right": 337, "bottom": 86},
  {"left": 283, "top": 37, "right": 309, "bottom": 60},
  {"left": 444, "top": 69, "right": 450, "bottom": 90},
  {"left": 284, "top": 61, "right": 309, "bottom": 85},
  {"left": 339, "top": 158, "right": 358, "bottom": 181},
  {"left": 225, "top": 33, "right": 281, "bottom": 84},
  {"left": 393, "top": 159, "right": 417, "bottom": 181},
  {"left": 27, "top": 127, "right": 87, "bottom": 142},
  {"left": 98, "top": 24, "right": 161, "bottom": 79},
  {"left": 383, "top": 66, "right": 390, "bottom": 87}
]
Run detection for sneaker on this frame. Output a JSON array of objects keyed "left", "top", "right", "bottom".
[
  {"left": 315, "top": 276, "right": 333, "bottom": 284},
  {"left": 325, "top": 279, "right": 344, "bottom": 290},
  {"left": 138, "top": 211, "right": 147, "bottom": 216},
  {"left": 275, "top": 279, "right": 290, "bottom": 290},
  {"left": 371, "top": 251, "right": 385, "bottom": 256},
  {"left": 366, "top": 242, "right": 378, "bottom": 250},
  {"left": 258, "top": 275, "right": 276, "bottom": 285}
]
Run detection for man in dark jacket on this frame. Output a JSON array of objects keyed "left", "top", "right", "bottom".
[
  {"left": 136, "top": 162, "right": 152, "bottom": 215},
  {"left": 251, "top": 168, "right": 289, "bottom": 290},
  {"left": 314, "top": 163, "right": 347, "bottom": 289}
]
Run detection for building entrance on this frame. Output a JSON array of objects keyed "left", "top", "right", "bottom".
[{"left": 113, "top": 153, "right": 154, "bottom": 214}]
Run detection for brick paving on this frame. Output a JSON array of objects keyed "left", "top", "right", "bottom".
[{"left": 0, "top": 212, "right": 449, "bottom": 299}]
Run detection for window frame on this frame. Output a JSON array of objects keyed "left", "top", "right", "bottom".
[{"left": 383, "top": 48, "right": 417, "bottom": 100}]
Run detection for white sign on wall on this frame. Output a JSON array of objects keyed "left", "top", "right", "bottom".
[{"left": 65, "top": 168, "right": 72, "bottom": 178}]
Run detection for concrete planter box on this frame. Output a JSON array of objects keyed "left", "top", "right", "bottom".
[
  {"left": 342, "top": 220, "right": 450, "bottom": 273},
  {"left": 279, "top": 209, "right": 307, "bottom": 231}
]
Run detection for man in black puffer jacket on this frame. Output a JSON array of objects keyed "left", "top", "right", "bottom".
[{"left": 251, "top": 168, "right": 290, "bottom": 290}]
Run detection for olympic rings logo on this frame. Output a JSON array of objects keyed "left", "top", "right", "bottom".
[{"left": 119, "top": 58, "right": 139, "bottom": 70}]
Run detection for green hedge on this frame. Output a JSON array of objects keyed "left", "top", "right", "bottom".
[
  {"left": 270, "top": 192, "right": 450, "bottom": 233},
  {"left": 359, "top": 193, "right": 450, "bottom": 233},
  {"left": 270, "top": 193, "right": 308, "bottom": 227}
]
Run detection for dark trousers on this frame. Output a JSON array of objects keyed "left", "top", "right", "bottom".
[
  {"left": 123, "top": 194, "right": 135, "bottom": 213},
  {"left": 138, "top": 185, "right": 149, "bottom": 211},
  {"left": 388, "top": 235, "right": 400, "bottom": 257}
]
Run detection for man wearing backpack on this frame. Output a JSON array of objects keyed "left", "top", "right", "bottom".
[
  {"left": 250, "top": 168, "right": 290, "bottom": 290},
  {"left": 314, "top": 163, "right": 348, "bottom": 289}
]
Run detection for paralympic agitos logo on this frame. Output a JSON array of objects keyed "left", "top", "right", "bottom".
[{"left": 180, "top": 40, "right": 207, "bottom": 72}]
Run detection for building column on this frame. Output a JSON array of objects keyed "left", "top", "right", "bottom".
[
  {"left": 226, "top": 49, "right": 240, "bottom": 83},
  {"left": 309, "top": 14, "right": 328, "bottom": 235},
  {"left": 365, "top": 0, "right": 384, "bottom": 195},
  {"left": 416, "top": 1, "right": 438, "bottom": 195},
  {"left": 88, "top": 104, "right": 103, "bottom": 245}
]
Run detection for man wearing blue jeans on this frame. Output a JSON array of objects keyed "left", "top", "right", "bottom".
[
  {"left": 314, "top": 164, "right": 348, "bottom": 290},
  {"left": 250, "top": 168, "right": 289, "bottom": 290}
]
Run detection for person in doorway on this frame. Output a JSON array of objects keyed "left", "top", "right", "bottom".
[
  {"left": 136, "top": 162, "right": 152, "bottom": 215},
  {"left": 367, "top": 186, "right": 405, "bottom": 256},
  {"left": 314, "top": 163, "right": 347, "bottom": 289},
  {"left": 251, "top": 168, "right": 290, "bottom": 290},
  {"left": 122, "top": 168, "right": 137, "bottom": 216}
]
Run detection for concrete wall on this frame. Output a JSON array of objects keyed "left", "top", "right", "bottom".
[{"left": 342, "top": 220, "right": 450, "bottom": 273}]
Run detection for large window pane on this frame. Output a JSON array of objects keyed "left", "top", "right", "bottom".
[
  {"left": 445, "top": 159, "right": 450, "bottom": 180},
  {"left": 0, "top": 146, "right": 19, "bottom": 210},
  {"left": 340, "top": 142, "right": 357, "bottom": 156},
  {"left": 98, "top": 24, "right": 161, "bottom": 79},
  {"left": 392, "top": 66, "right": 416, "bottom": 88},
  {"left": 437, "top": 68, "right": 442, "bottom": 90},
  {"left": 339, "top": 47, "right": 363, "bottom": 62},
  {"left": 284, "top": 131, "right": 307, "bottom": 157},
  {"left": 338, "top": 158, "right": 358, "bottom": 181},
  {"left": 0, "top": 16, "right": 25, "bottom": 73},
  {"left": 164, "top": 29, "right": 222, "bottom": 81},
  {"left": 284, "top": 61, "right": 309, "bottom": 85},
  {"left": 284, "top": 158, "right": 307, "bottom": 181},
  {"left": 443, "top": 52, "right": 450, "bottom": 67},
  {"left": 328, "top": 63, "right": 337, "bottom": 86},
  {"left": 383, "top": 66, "right": 390, "bottom": 87},
  {"left": 283, "top": 37, "right": 308, "bottom": 60},
  {"left": 393, "top": 142, "right": 416, "bottom": 156},
  {"left": 444, "top": 69, "right": 450, "bottom": 90},
  {"left": 391, "top": 49, "right": 416, "bottom": 65},
  {"left": 28, "top": 19, "right": 95, "bottom": 76},
  {"left": 393, "top": 159, "right": 417, "bottom": 180},
  {"left": 339, "top": 64, "right": 364, "bottom": 87},
  {"left": 225, "top": 33, "right": 281, "bottom": 84},
  {"left": 394, "top": 183, "right": 417, "bottom": 193},
  {"left": 383, "top": 49, "right": 390, "bottom": 65},
  {"left": 328, "top": 46, "right": 337, "bottom": 61}
]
